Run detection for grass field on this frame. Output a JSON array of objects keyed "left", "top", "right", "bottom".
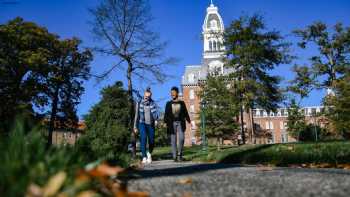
[{"left": 152, "top": 141, "right": 350, "bottom": 167}]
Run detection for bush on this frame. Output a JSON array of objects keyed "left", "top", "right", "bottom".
[
  {"left": 0, "top": 120, "right": 86, "bottom": 197},
  {"left": 77, "top": 81, "right": 131, "bottom": 165}
]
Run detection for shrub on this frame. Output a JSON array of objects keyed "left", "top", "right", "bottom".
[
  {"left": 77, "top": 81, "right": 131, "bottom": 165},
  {"left": 0, "top": 120, "right": 86, "bottom": 197}
]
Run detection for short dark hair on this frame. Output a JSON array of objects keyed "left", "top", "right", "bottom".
[
  {"left": 171, "top": 86, "right": 179, "bottom": 93},
  {"left": 145, "top": 87, "right": 151, "bottom": 93}
]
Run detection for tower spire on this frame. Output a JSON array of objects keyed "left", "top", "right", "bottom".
[{"left": 210, "top": 0, "right": 214, "bottom": 5}]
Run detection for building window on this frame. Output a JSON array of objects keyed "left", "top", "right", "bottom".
[
  {"left": 209, "top": 41, "right": 212, "bottom": 51},
  {"left": 311, "top": 108, "right": 317, "bottom": 116},
  {"left": 213, "top": 41, "right": 217, "bottom": 51},
  {"left": 260, "top": 110, "right": 264, "bottom": 117},
  {"left": 281, "top": 133, "right": 288, "bottom": 143},
  {"left": 188, "top": 73, "right": 195, "bottom": 83},
  {"left": 281, "top": 109, "right": 285, "bottom": 116},
  {"left": 191, "top": 121, "right": 196, "bottom": 130},
  {"left": 268, "top": 132, "right": 274, "bottom": 144},
  {"left": 189, "top": 89, "right": 195, "bottom": 100},
  {"left": 190, "top": 105, "right": 195, "bottom": 113},
  {"left": 280, "top": 121, "right": 285, "bottom": 130},
  {"left": 266, "top": 121, "right": 274, "bottom": 130}
]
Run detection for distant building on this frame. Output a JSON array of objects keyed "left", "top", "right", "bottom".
[
  {"left": 181, "top": 2, "right": 324, "bottom": 146},
  {"left": 51, "top": 120, "right": 86, "bottom": 146}
]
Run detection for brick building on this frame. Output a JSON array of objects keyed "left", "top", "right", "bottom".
[{"left": 181, "top": 2, "right": 324, "bottom": 146}]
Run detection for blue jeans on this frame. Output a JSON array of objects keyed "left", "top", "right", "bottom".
[{"left": 139, "top": 123, "right": 155, "bottom": 158}]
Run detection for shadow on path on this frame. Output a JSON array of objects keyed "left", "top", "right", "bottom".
[{"left": 126, "top": 162, "right": 242, "bottom": 180}]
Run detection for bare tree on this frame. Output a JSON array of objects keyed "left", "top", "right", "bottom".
[
  {"left": 90, "top": 0, "right": 176, "bottom": 156},
  {"left": 91, "top": 0, "right": 176, "bottom": 97}
]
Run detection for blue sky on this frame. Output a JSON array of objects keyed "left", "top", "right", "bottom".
[{"left": 1, "top": 0, "right": 349, "bottom": 118}]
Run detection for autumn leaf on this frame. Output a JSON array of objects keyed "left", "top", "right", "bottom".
[
  {"left": 76, "top": 190, "right": 99, "bottom": 197},
  {"left": 127, "top": 191, "right": 150, "bottom": 197},
  {"left": 26, "top": 183, "right": 43, "bottom": 197},
  {"left": 42, "top": 171, "right": 67, "bottom": 197},
  {"left": 177, "top": 178, "right": 193, "bottom": 184},
  {"left": 88, "top": 163, "right": 125, "bottom": 177}
]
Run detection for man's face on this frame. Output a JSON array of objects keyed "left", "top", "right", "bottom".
[
  {"left": 171, "top": 90, "right": 178, "bottom": 100},
  {"left": 144, "top": 91, "right": 151, "bottom": 101}
]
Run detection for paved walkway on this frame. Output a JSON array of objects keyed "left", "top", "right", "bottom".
[{"left": 127, "top": 160, "right": 350, "bottom": 197}]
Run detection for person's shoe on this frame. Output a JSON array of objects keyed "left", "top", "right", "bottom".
[
  {"left": 173, "top": 157, "right": 178, "bottom": 162},
  {"left": 146, "top": 152, "right": 152, "bottom": 164},
  {"left": 177, "top": 155, "right": 184, "bottom": 162},
  {"left": 142, "top": 157, "right": 147, "bottom": 164}
]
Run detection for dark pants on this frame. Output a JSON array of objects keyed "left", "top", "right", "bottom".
[{"left": 139, "top": 123, "right": 155, "bottom": 158}]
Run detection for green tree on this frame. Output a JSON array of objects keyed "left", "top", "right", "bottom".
[
  {"left": 46, "top": 38, "right": 92, "bottom": 147},
  {"left": 78, "top": 81, "right": 131, "bottom": 163},
  {"left": 286, "top": 99, "right": 307, "bottom": 140},
  {"left": 0, "top": 17, "right": 57, "bottom": 133},
  {"left": 294, "top": 22, "right": 350, "bottom": 90},
  {"left": 325, "top": 72, "right": 350, "bottom": 139},
  {"left": 199, "top": 75, "right": 239, "bottom": 149},
  {"left": 224, "top": 14, "right": 291, "bottom": 144},
  {"left": 293, "top": 22, "right": 350, "bottom": 137}
]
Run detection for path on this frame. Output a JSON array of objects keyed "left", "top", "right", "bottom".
[{"left": 127, "top": 160, "right": 350, "bottom": 197}]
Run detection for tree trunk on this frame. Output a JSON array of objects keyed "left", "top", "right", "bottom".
[
  {"left": 47, "top": 85, "right": 59, "bottom": 149},
  {"left": 249, "top": 108, "right": 256, "bottom": 144},
  {"left": 240, "top": 105, "right": 245, "bottom": 145},
  {"left": 126, "top": 59, "right": 136, "bottom": 158}
]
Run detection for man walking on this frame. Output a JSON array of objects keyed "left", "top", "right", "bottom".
[
  {"left": 134, "top": 88, "right": 159, "bottom": 164},
  {"left": 164, "top": 86, "right": 191, "bottom": 162}
]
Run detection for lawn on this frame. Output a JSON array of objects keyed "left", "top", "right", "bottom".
[{"left": 152, "top": 141, "right": 350, "bottom": 167}]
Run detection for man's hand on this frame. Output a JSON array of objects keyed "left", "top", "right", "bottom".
[
  {"left": 133, "top": 128, "right": 138, "bottom": 134},
  {"left": 155, "top": 120, "right": 158, "bottom": 127}
]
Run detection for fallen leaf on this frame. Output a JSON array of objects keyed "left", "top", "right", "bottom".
[
  {"left": 43, "top": 171, "right": 67, "bottom": 197},
  {"left": 128, "top": 191, "right": 150, "bottom": 197},
  {"left": 177, "top": 178, "right": 193, "bottom": 184},
  {"left": 88, "top": 163, "right": 125, "bottom": 178},
  {"left": 26, "top": 183, "right": 43, "bottom": 197},
  {"left": 257, "top": 166, "right": 274, "bottom": 171},
  {"left": 76, "top": 190, "right": 99, "bottom": 197}
]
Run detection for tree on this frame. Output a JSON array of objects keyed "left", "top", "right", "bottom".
[
  {"left": 224, "top": 14, "right": 291, "bottom": 144},
  {"left": 89, "top": 0, "right": 176, "bottom": 135},
  {"left": 78, "top": 81, "right": 131, "bottom": 162},
  {"left": 293, "top": 22, "right": 350, "bottom": 137},
  {"left": 288, "top": 65, "right": 315, "bottom": 100},
  {"left": 46, "top": 38, "right": 92, "bottom": 147},
  {"left": 294, "top": 22, "right": 350, "bottom": 90},
  {"left": 199, "top": 75, "right": 239, "bottom": 149},
  {"left": 0, "top": 17, "right": 57, "bottom": 133},
  {"left": 324, "top": 72, "right": 350, "bottom": 139},
  {"left": 286, "top": 99, "right": 307, "bottom": 140}
]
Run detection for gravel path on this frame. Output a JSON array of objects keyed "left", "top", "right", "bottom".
[{"left": 127, "top": 160, "right": 350, "bottom": 197}]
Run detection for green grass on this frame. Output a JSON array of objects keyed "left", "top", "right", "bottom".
[{"left": 152, "top": 141, "right": 350, "bottom": 166}]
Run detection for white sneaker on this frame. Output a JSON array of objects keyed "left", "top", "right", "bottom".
[
  {"left": 142, "top": 157, "right": 147, "bottom": 164},
  {"left": 146, "top": 152, "right": 152, "bottom": 164}
]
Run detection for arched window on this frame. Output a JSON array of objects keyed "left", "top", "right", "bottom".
[
  {"left": 213, "top": 41, "right": 217, "bottom": 51},
  {"left": 209, "top": 41, "right": 212, "bottom": 51}
]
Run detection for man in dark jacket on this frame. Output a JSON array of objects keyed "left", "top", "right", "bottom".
[{"left": 164, "top": 86, "right": 191, "bottom": 162}]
